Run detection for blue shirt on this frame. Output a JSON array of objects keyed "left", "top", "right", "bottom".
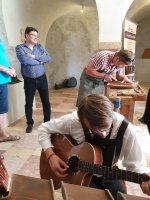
[
  {"left": 16, "top": 43, "right": 51, "bottom": 78},
  {"left": 0, "top": 39, "right": 11, "bottom": 84}
]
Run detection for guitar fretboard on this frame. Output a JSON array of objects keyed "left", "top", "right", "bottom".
[{"left": 79, "top": 161, "right": 149, "bottom": 184}]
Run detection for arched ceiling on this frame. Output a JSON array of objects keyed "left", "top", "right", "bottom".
[
  {"left": 126, "top": 0, "right": 150, "bottom": 23},
  {"left": 2, "top": 0, "right": 97, "bottom": 46},
  {"left": 4, "top": 0, "right": 150, "bottom": 46}
]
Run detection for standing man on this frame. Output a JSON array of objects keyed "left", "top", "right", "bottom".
[
  {"left": 76, "top": 50, "right": 134, "bottom": 107},
  {"left": 0, "top": 39, "right": 20, "bottom": 142},
  {"left": 16, "top": 27, "right": 51, "bottom": 133}
]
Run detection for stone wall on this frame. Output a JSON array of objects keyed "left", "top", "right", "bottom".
[
  {"left": 135, "top": 16, "right": 150, "bottom": 82},
  {"left": 46, "top": 13, "right": 98, "bottom": 88}
]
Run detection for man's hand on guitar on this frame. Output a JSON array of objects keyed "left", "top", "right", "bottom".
[
  {"left": 48, "top": 154, "right": 69, "bottom": 177},
  {"left": 140, "top": 177, "right": 150, "bottom": 196}
]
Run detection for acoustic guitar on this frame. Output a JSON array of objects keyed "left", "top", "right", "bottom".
[{"left": 40, "top": 134, "right": 150, "bottom": 189}]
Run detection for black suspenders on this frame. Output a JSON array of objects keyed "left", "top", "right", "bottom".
[
  {"left": 113, "top": 118, "right": 129, "bottom": 164},
  {"left": 82, "top": 117, "right": 129, "bottom": 165}
]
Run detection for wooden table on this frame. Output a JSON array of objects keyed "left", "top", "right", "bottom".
[{"left": 105, "top": 83, "right": 146, "bottom": 122}]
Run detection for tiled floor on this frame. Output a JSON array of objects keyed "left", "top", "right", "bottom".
[{"left": 1, "top": 88, "right": 150, "bottom": 198}]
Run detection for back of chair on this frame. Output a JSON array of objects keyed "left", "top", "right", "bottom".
[{"left": 0, "top": 155, "right": 9, "bottom": 197}]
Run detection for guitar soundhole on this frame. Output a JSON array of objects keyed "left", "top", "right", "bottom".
[{"left": 68, "top": 155, "right": 79, "bottom": 173}]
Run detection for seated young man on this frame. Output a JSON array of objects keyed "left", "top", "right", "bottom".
[{"left": 38, "top": 94, "right": 150, "bottom": 199}]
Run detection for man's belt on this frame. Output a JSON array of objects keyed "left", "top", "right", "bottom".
[{"left": 23, "top": 73, "right": 45, "bottom": 80}]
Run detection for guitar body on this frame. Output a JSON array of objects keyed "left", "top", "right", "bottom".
[{"left": 40, "top": 134, "right": 103, "bottom": 189}]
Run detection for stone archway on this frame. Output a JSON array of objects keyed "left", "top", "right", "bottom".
[
  {"left": 125, "top": 0, "right": 150, "bottom": 82},
  {"left": 2, "top": 0, "right": 99, "bottom": 84},
  {"left": 45, "top": 3, "right": 99, "bottom": 88}
]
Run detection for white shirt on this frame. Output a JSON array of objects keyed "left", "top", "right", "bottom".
[{"left": 38, "top": 111, "right": 149, "bottom": 174}]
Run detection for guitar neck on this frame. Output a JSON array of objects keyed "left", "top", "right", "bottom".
[{"left": 79, "top": 161, "right": 149, "bottom": 184}]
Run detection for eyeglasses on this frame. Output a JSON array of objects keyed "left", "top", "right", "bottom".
[
  {"left": 29, "top": 34, "right": 39, "bottom": 38},
  {"left": 89, "top": 127, "right": 112, "bottom": 135}
]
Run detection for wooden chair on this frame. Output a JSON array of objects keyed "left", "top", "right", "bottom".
[{"left": 0, "top": 155, "right": 9, "bottom": 197}]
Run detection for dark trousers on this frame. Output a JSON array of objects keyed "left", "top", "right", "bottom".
[
  {"left": 24, "top": 74, "right": 51, "bottom": 125},
  {"left": 90, "top": 176, "right": 126, "bottom": 200}
]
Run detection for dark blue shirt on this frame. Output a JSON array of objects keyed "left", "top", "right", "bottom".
[{"left": 16, "top": 43, "right": 51, "bottom": 78}]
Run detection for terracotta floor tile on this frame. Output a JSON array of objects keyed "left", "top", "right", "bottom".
[
  {"left": 3, "top": 147, "right": 33, "bottom": 159},
  {"left": 18, "top": 155, "right": 40, "bottom": 178},
  {"left": 14, "top": 134, "right": 40, "bottom": 150},
  {"left": 3, "top": 155, "right": 27, "bottom": 176},
  {"left": 0, "top": 142, "right": 14, "bottom": 150}
]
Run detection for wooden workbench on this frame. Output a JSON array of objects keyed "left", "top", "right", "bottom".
[{"left": 105, "top": 82, "right": 146, "bottom": 122}]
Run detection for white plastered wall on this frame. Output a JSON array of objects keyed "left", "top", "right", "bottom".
[
  {"left": 2, "top": 0, "right": 150, "bottom": 86},
  {"left": 2, "top": 0, "right": 99, "bottom": 87}
]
